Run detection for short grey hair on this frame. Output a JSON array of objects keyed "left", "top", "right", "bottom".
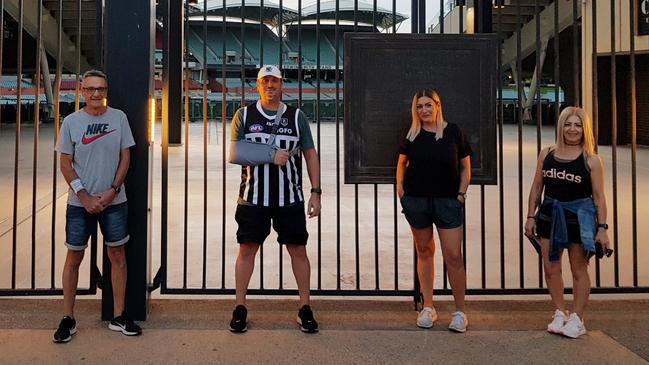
[{"left": 82, "top": 69, "right": 108, "bottom": 85}]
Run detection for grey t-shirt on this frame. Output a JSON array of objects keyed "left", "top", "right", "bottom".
[{"left": 55, "top": 107, "right": 135, "bottom": 207}]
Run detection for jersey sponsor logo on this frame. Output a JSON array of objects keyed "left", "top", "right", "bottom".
[
  {"left": 542, "top": 168, "right": 582, "bottom": 183},
  {"left": 81, "top": 123, "right": 116, "bottom": 144},
  {"left": 277, "top": 127, "right": 293, "bottom": 134},
  {"left": 249, "top": 124, "right": 264, "bottom": 133}
]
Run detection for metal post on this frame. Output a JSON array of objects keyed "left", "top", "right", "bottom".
[
  {"left": 165, "top": 0, "right": 183, "bottom": 145},
  {"left": 102, "top": 0, "right": 154, "bottom": 321}
]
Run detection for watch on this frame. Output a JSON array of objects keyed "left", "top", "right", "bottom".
[
  {"left": 458, "top": 192, "right": 467, "bottom": 199},
  {"left": 310, "top": 187, "right": 322, "bottom": 194},
  {"left": 111, "top": 184, "right": 122, "bottom": 194},
  {"left": 597, "top": 223, "right": 609, "bottom": 230}
]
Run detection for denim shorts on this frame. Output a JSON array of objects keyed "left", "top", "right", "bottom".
[
  {"left": 400, "top": 195, "right": 464, "bottom": 229},
  {"left": 65, "top": 202, "right": 130, "bottom": 250}
]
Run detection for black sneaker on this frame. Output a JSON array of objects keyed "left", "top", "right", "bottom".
[
  {"left": 53, "top": 316, "right": 77, "bottom": 343},
  {"left": 297, "top": 305, "right": 319, "bottom": 333},
  {"left": 108, "top": 311, "right": 142, "bottom": 336},
  {"left": 229, "top": 305, "right": 248, "bottom": 333}
]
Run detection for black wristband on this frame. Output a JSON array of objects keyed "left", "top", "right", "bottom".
[{"left": 310, "top": 187, "right": 322, "bottom": 194}]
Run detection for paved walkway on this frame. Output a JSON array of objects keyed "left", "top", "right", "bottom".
[{"left": 1, "top": 298, "right": 648, "bottom": 364}]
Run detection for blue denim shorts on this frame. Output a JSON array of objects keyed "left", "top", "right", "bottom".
[
  {"left": 400, "top": 195, "right": 464, "bottom": 229},
  {"left": 65, "top": 202, "right": 130, "bottom": 250}
]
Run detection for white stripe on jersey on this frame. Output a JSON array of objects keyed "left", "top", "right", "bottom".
[
  {"left": 263, "top": 163, "right": 269, "bottom": 206},
  {"left": 294, "top": 109, "right": 300, "bottom": 139},
  {"left": 243, "top": 165, "right": 251, "bottom": 200},
  {"left": 252, "top": 163, "right": 259, "bottom": 205},
  {"left": 278, "top": 166, "right": 285, "bottom": 207}
]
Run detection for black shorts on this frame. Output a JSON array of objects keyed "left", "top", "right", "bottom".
[
  {"left": 536, "top": 205, "right": 582, "bottom": 244},
  {"left": 235, "top": 203, "right": 308, "bottom": 245}
]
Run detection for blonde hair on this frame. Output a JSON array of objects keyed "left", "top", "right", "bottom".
[
  {"left": 555, "top": 106, "right": 595, "bottom": 156},
  {"left": 406, "top": 89, "right": 445, "bottom": 142}
]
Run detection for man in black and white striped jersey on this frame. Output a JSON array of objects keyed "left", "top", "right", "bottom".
[{"left": 228, "top": 65, "right": 322, "bottom": 333}]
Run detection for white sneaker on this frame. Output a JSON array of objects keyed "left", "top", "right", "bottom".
[
  {"left": 560, "top": 313, "right": 587, "bottom": 339},
  {"left": 547, "top": 309, "right": 568, "bottom": 334},
  {"left": 448, "top": 311, "right": 468, "bottom": 333},
  {"left": 416, "top": 307, "right": 438, "bottom": 328}
]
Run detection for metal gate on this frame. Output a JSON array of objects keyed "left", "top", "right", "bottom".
[{"left": 1, "top": 0, "right": 648, "bottom": 300}]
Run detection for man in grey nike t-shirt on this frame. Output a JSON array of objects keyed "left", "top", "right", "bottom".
[{"left": 52, "top": 70, "right": 141, "bottom": 343}]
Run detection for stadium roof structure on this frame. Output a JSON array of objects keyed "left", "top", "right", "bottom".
[
  {"left": 300, "top": 0, "right": 407, "bottom": 30},
  {"left": 196, "top": 0, "right": 407, "bottom": 30},
  {"left": 197, "top": 0, "right": 299, "bottom": 26}
]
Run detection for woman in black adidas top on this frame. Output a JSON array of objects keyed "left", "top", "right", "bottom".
[
  {"left": 525, "top": 106, "right": 610, "bottom": 339},
  {"left": 396, "top": 89, "right": 472, "bottom": 332}
]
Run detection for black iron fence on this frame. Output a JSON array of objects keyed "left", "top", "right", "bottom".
[{"left": 1, "top": 0, "right": 647, "bottom": 303}]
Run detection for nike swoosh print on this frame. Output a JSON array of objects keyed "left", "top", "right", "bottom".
[{"left": 81, "top": 129, "right": 116, "bottom": 144}]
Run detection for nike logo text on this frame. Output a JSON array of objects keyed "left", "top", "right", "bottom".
[{"left": 82, "top": 124, "right": 116, "bottom": 144}]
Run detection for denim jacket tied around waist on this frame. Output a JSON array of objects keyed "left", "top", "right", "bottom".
[{"left": 539, "top": 196, "right": 597, "bottom": 261}]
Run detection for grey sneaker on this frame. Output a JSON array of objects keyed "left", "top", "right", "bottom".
[
  {"left": 547, "top": 309, "right": 568, "bottom": 334},
  {"left": 448, "top": 311, "right": 468, "bottom": 333},
  {"left": 560, "top": 313, "right": 586, "bottom": 339},
  {"left": 416, "top": 307, "right": 438, "bottom": 329}
]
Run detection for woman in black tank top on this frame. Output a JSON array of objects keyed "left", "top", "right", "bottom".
[{"left": 524, "top": 107, "right": 610, "bottom": 339}]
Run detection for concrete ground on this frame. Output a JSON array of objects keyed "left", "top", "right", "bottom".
[{"left": 0, "top": 298, "right": 648, "bottom": 364}]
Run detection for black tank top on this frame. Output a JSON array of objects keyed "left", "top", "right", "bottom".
[{"left": 542, "top": 149, "right": 592, "bottom": 201}]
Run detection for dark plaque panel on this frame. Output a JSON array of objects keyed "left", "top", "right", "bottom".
[
  {"left": 639, "top": 0, "right": 649, "bottom": 36},
  {"left": 344, "top": 33, "right": 498, "bottom": 184}
]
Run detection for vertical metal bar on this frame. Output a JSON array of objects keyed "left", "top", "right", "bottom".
[
  {"left": 259, "top": 0, "right": 265, "bottom": 290},
  {"left": 374, "top": 185, "right": 379, "bottom": 290},
  {"left": 259, "top": 0, "right": 265, "bottom": 67},
  {"left": 592, "top": 0, "right": 599, "bottom": 149},
  {"left": 629, "top": 0, "right": 638, "bottom": 287},
  {"left": 75, "top": 0, "right": 81, "bottom": 111},
  {"left": 440, "top": 0, "right": 448, "bottom": 291},
  {"left": 160, "top": 0, "right": 171, "bottom": 291},
  {"left": 297, "top": 0, "right": 301, "bottom": 107},
  {"left": 12, "top": 0, "right": 24, "bottom": 289},
  {"left": 459, "top": 0, "right": 463, "bottom": 34},
  {"left": 480, "top": 185, "right": 486, "bottom": 288},
  {"left": 497, "top": 1, "right": 505, "bottom": 289},
  {"left": 354, "top": 0, "right": 360, "bottom": 290},
  {"left": 554, "top": 0, "right": 560, "bottom": 123},
  {"left": 572, "top": 0, "right": 580, "bottom": 106},
  {"left": 220, "top": 0, "right": 227, "bottom": 289},
  {"left": 183, "top": 0, "right": 189, "bottom": 289},
  {"left": 241, "top": 0, "right": 246, "bottom": 108},
  {"left": 31, "top": 0, "right": 43, "bottom": 289},
  {"left": 516, "top": 0, "right": 524, "bottom": 288},
  {"left": 610, "top": 0, "right": 619, "bottom": 287},
  {"left": 315, "top": 0, "right": 321, "bottom": 290},
  {"left": 392, "top": 0, "right": 398, "bottom": 291},
  {"left": 335, "top": 0, "right": 341, "bottom": 290},
  {"left": 535, "top": 0, "right": 543, "bottom": 288},
  {"left": 202, "top": 0, "right": 209, "bottom": 289},
  {"left": 439, "top": 0, "right": 444, "bottom": 33},
  {"left": 51, "top": 0, "right": 63, "bottom": 289},
  {"left": 372, "top": 0, "right": 379, "bottom": 291},
  {"left": 279, "top": 0, "right": 285, "bottom": 290},
  {"left": 0, "top": 0, "right": 3, "bottom": 129}
]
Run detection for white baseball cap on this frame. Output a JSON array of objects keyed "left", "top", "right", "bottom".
[{"left": 257, "top": 65, "right": 282, "bottom": 80}]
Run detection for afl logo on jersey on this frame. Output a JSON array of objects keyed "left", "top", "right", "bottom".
[{"left": 249, "top": 124, "right": 264, "bottom": 133}]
